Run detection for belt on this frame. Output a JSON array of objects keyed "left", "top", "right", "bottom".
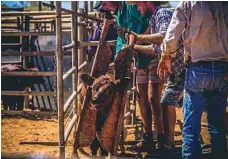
[{"left": 191, "top": 61, "right": 228, "bottom": 67}]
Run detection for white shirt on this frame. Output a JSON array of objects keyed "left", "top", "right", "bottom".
[{"left": 163, "top": 1, "right": 228, "bottom": 62}]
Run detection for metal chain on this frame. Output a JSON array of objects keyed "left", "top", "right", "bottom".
[{"left": 53, "top": 51, "right": 58, "bottom": 113}]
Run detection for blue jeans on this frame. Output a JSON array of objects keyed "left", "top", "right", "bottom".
[{"left": 182, "top": 61, "right": 228, "bottom": 159}]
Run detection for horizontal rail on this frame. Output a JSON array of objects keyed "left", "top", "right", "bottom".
[
  {"left": 1, "top": 11, "right": 68, "bottom": 16},
  {"left": 61, "top": 8, "right": 103, "bottom": 23},
  {"left": 1, "top": 61, "right": 21, "bottom": 64},
  {"left": 78, "top": 40, "right": 116, "bottom": 48},
  {"left": 1, "top": 51, "right": 72, "bottom": 56},
  {"left": 78, "top": 61, "right": 87, "bottom": 72},
  {"left": 1, "top": 91, "right": 55, "bottom": 96},
  {"left": 30, "top": 15, "right": 71, "bottom": 20},
  {"left": 62, "top": 41, "right": 75, "bottom": 52},
  {"left": 1, "top": 110, "right": 56, "bottom": 116},
  {"left": 1, "top": 71, "right": 56, "bottom": 77},
  {"left": 64, "top": 114, "right": 78, "bottom": 142},
  {"left": 1, "top": 26, "right": 22, "bottom": 29},
  {"left": 1, "top": 43, "right": 21, "bottom": 46},
  {"left": 127, "top": 86, "right": 137, "bottom": 96},
  {"left": 63, "top": 66, "right": 76, "bottom": 80},
  {"left": 1, "top": 8, "right": 102, "bottom": 22},
  {"left": 1, "top": 31, "right": 71, "bottom": 36}
]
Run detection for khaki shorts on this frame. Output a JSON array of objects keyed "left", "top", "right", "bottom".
[{"left": 136, "top": 60, "right": 166, "bottom": 84}]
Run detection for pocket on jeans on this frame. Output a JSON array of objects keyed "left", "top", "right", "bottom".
[
  {"left": 185, "top": 70, "right": 207, "bottom": 93},
  {"left": 218, "top": 73, "right": 228, "bottom": 93}
]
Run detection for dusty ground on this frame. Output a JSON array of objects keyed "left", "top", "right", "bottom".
[{"left": 1, "top": 106, "right": 214, "bottom": 159}]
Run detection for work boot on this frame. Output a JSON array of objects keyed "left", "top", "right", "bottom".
[
  {"left": 132, "top": 133, "right": 155, "bottom": 152},
  {"left": 155, "top": 133, "right": 166, "bottom": 151}
]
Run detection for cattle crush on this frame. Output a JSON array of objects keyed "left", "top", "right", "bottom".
[{"left": 1, "top": 1, "right": 143, "bottom": 158}]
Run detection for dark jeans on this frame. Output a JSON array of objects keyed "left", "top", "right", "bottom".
[{"left": 182, "top": 61, "right": 228, "bottom": 159}]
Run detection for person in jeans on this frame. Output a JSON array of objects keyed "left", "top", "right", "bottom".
[{"left": 159, "top": 1, "right": 228, "bottom": 159}]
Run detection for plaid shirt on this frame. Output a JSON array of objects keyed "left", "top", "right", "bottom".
[{"left": 150, "top": 6, "right": 184, "bottom": 76}]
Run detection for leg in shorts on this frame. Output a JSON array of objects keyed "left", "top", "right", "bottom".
[
  {"left": 160, "top": 70, "right": 185, "bottom": 149},
  {"left": 136, "top": 61, "right": 166, "bottom": 149},
  {"left": 161, "top": 71, "right": 185, "bottom": 107}
]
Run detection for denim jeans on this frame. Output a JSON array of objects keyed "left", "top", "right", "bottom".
[{"left": 182, "top": 61, "right": 228, "bottom": 159}]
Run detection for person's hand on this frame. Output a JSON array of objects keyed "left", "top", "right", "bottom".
[
  {"left": 125, "top": 33, "right": 138, "bottom": 45},
  {"left": 157, "top": 53, "right": 172, "bottom": 79}
]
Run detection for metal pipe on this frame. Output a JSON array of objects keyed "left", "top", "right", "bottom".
[
  {"left": 78, "top": 40, "right": 116, "bottom": 47},
  {"left": 1, "top": 91, "right": 55, "bottom": 96},
  {"left": 62, "top": 41, "right": 75, "bottom": 52},
  {"left": 89, "top": 1, "right": 93, "bottom": 12},
  {"left": 1, "top": 43, "right": 22, "bottom": 46},
  {"left": 1, "top": 110, "right": 56, "bottom": 116},
  {"left": 1, "top": 71, "right": 56, "bottom": 77},
  {"left": 78, "top": 8, "right": 86, "bottom": 115},
  {"left": 71, "top": 1, "right": 79, "bottom": 126},
  {"left": 63, "top": 91, "right": 77, "bottom": 113},
  {"left": 1, "top": 51, "right": 72, "bottom": 56},
  {"left": 1, "top": 11, "right": 68, "bottom": 16},
  {"left": 127, "top": 86, "right": 137, "bottom": 96},
  {"left": 77, "top": 83, "right": 83, "bottom": 95},
  {"left": 30, "top": 15, "right": 71, "bottom": 20},
  {"left": 55, "top": 2, "right": 65, "bottom": 158},
  {"left": 61, "top": 7, "right": 102, "bottom": 22},
  {"left": 63, "top": 66, "right": 76, "bottom": 80},
  {"left": 1, "top": 6, "right": 102, "bottom": 22},
  {"left": 64, "top": 114, "right": 78, "bottom": 142},
  {"left": 124, "top": 111, "right": 134, "bottom": 119},
  {"left": 1, "top": 32, "right": 71, "bottom": 36},
  {"left": 78, "top": 61, "right": 87, "bottom": 72}
]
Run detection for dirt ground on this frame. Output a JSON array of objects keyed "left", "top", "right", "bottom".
[{"left": 1, "top": 106, "right": 215, "bottom": 159}]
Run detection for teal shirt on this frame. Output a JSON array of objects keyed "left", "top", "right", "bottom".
[{"left": 115, "top": 2, "right": 152, "bottom": 68}]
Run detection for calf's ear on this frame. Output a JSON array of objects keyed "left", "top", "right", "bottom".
[
  {"left": 80, "top": 73, "right": 95, "bottom": 86},
  {"left": 114, "top": 77, "right": 131, "bottom": 90}
]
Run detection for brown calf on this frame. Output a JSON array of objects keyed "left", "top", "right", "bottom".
[{"left": 74, "top": 73, "right": 130, "bottom": 156}]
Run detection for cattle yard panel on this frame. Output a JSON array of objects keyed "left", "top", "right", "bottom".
[{"left": 1, "top": 1, "right": 139, "bottom": 158}]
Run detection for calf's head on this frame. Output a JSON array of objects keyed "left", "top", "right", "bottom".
[{"left": 81, "top": 73, "right": 130, "bottom": 112}]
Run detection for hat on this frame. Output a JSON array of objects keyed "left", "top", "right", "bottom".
[
  {"left": 93, "top": 1, "right": 102, "bottom": 9},
  {"left": 126, "top": 1, "right": 138, "bottom": 5},
  {"left": 126, "top": 1, "right": 168, "bottom": 5}
]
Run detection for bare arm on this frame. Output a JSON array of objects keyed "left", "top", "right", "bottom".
[
  {"left": 137, "top": 33, "right": 164, "bottom": 45},
  {"left": 133, "top": 45, "right": 156, "bottom": 57}
]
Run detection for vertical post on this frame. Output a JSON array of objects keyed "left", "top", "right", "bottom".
[
  {"left": 56, "top": 2, "right": 65, "bottom": 159},
  {"left": 20, "top": 12, "right": 24, "bottom": 65},
  {"left": 50, "top": 1, "right": 54, "bottom": 10},
  {"left": 23, "top": 15, "right": 30, "bottom": 68},
  {"left": 71, "top": 1, "right": 78, "bottom": 116},
  {"left": 132, "top": 58, "right": 137, "bottom": 126},
  {"left": 84, "top": 1, "right": 88, "bottom": 40},
  {"left": 38, "top": 1, "right": 42, "bottom": 11},
  {"left": 77, "top": 8, "right": 85, "bottom": 114},
  {"left": 89, "top": 1, "right": 93, "bottom": 12},
  {"left": 23, "top": 15, "right": 30, "bottom": 109},
  {"left": 50, "top": 1, "right": 55, "bottom": 31},
  {"left": 37, "top": 2, "right": 42, "bottom": 31}
]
